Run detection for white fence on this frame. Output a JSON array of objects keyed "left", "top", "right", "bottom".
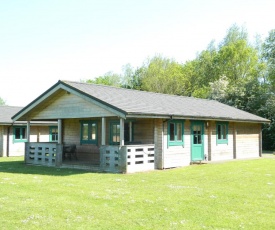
[{"left": 126, "top": 144, "right": 155, "bottom": 173}]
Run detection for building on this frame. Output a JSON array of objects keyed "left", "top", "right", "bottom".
[{"left": 12, "top": 80, "right": 269, "bottom": 172}]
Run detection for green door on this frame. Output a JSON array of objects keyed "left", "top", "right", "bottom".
[{"left": 191, "top": 121, "right": 204, "bottom": 161}]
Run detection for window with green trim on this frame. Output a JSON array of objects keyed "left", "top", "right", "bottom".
[
  {"left": 109, "top": 121, "right": 134, "bottom": 145},
  {"left": 80, "top": 121, "right": 98, "bottom": 144},
  {"left": 13, "top": 126, "right": 27, "bottom": 142},
  {"left": 49, "top": 126, "right": 58, "bottom": 142},
  {"left": 110, "top": 121, "right": 120, "bottom": 145},
  {"left": 216, "top": 122, "right": 228, "bottom": 144},
  {"left": 168, "top": 120, "right": 184, "bottom": 146}
]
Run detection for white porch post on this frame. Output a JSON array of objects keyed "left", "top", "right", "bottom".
[
  {"left": 101, "top": 117, "right": 106, "bottom": 145},
  {"left": 120, "top": 118, "right": 124, "bottom": 146},
  {"left": 27, "top": 121, "right": 31, "bottom": 142},
  {"left": 58, "top": 119, "right": 62, "bottom": 144}
]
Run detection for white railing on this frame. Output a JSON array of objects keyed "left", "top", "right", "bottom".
[
  {"left": 125, "top": 144, "right": 155, "bottom": 173},
  {"left": 100, "top": 144, "right": 155, "bottom": 173}
]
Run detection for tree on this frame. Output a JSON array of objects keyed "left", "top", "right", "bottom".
[
  {"left": 86, "top": 72, "right": 121, "bottom": 87},
  {"left": 140, "top": 55, "right": 185, "bottom": 95},
  {"left": 0, "top": 97, "right": 5, "bottom": 105},
  {"left": 263, "top": 29, "right": 275, "bottom": 89}
]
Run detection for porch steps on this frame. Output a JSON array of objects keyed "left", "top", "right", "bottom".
[{"left": 61, "top": 164, "right": 101, "bottom": 171}]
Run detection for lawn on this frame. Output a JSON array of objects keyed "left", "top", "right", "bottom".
[{"left": 0, "top": 156, "right": 274, "bottom": 230}]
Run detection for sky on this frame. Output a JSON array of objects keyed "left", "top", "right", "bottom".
[{"left": 0, "top": 0, "right": 274, "bottom": 106}]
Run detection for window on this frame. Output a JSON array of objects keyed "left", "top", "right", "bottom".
[
  {"left": 110, "top": 121, "right": 120, "bottom": 144},
  {"left": 109, "top": 121, "right": 134, "bottom": 145},
  {"left": 216, "top": 122, "right": 228, "bottom": 144},
  {"left": 49, "top": 126, "right": 58, "bottom": 142},
  {"left": 13, "top": 126, "right": 27, "bottom": 142},
  {"left": 168, "top": 120, "right": 184, "bottom": 146},
  {"left": 80, "top": 121, "right": 98, "bottom": 144}
]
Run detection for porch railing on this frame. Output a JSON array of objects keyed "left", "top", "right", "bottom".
[
  {"left": 100, "top": 144, "right": 155, "bottom": 173},
  {"left": 25, "top": 142, "right": 58, "bottom": 167}
]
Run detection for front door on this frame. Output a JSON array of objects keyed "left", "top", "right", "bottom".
[{"left": 191, "top": 121, "right": 204, "bottom": 161}]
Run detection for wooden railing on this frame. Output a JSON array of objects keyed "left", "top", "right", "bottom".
[
  {"left": 125, "top": 144, "right": 155, "bottom": 173},
  {"left": 100, "top": 144, "right": 155, "bottom": 173},
  {"left": 25, "top": 142, "right": 58, "bottom": 167}
]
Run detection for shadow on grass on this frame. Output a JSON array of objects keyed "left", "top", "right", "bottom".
[{"left": 0, "top": 160, "right": 94, "bottom": 176}]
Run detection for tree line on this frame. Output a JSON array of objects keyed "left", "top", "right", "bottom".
[{"left": 86, "top": 25, "right": 275, "bottom": 150}]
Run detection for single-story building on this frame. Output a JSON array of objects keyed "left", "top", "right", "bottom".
[
  {"left": 0, "top": 106, "right": 57, "bottom": 157},
  {"left": 12, "top": 80, "right": 269, "bottom": 173}
]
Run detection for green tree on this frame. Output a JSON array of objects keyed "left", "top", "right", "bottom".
[
  {"left": 140, "top": 55, "right": 185, "bottom": 95},
  {"left": 0, "top": 97, "right": 5, "bottom": 105},
  {"left": 86, "top": 72, "right": 121, "bottom": 87},
  {"left": 263, "top": 29, "right": 275, "bottom": 89}
]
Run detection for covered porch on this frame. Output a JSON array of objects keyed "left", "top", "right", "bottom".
[{"left": 24, "top": 117, "right": 156, "bottom": 173}]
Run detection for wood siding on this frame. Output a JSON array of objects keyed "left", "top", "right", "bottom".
[
  {"left": 163, "top": 120, "right": 191, "bottom": 168},
  {"left": 210, "top": 122, "right": 234, "bottom": 161},
  {"left": 0, "top": 125, "right": 51, "bottom": 157},
  {"left": 0, "top": 126, "right": 5, "bottom": 157},
  {"left": 63, "top": 119, "right": 101, "bottom": 163},
  {"left": 154, "top": 119, "right": 163, "bottom": 169},
  {"left": 31, "top": 91, "right": 116, "bottom": 120},
  {"left": 236, "top": 123, "right": 260, "bottom": 159}
]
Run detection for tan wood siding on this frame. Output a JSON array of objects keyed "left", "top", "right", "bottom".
[
  {"left": 210, "top": 122, "right": 234, "bottom": 161},
  {"left": 31, "top": 91, "right": 116, "bottom": 120},
  {"left": 63, "top": 119, "right": 101, "bottom": 162},
  {"left": 154, "top": 119, "right": 163, "bottom": 169},
  {"left": 163, "top": 120, "right": 191, "bottom": 168},
  {"left": 133, "top": 119, "right": 154, "bottom": 144},
  {"left": 236, "top": 123, "right": 260, "bottom": 159},
  {"left": 0, "top": 126, "right": 5, "bottom": 157}
]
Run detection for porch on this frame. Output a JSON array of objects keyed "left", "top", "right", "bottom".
[{"left": 25, "top": 142, "right": 155, "bottom": 173}]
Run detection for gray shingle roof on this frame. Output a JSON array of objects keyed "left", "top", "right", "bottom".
[
  {"left": 0, "top": 106, "right": 23, "bottom": 124},
  {"left": 62, "top": 81, "right": 269, "bottom": 123}
]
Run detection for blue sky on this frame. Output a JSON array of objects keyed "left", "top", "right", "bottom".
[{"left": 0, "top": 0, "right": 274, "bottom": 106}]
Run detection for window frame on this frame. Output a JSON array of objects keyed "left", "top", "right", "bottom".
[
  {"left": 168, "top": 120, "right": 184, "bottom": 146},
  {"left": 13, "top": 126, "right": 27, "bottom": 143},
  {"left": 216, "top": 122, "right": 229, "bottom": 144},
  {"left": 109, "top": 120, "right": 134, "bottom": 145},
  {"left": 109, "top": 121, "right": 120, "bottom": 145},
  {"left": 80, "top": 120, "right": 98, "bottom": 145},
  {"left": 49, "top": 126, "right": 58, "bottom": 142}
]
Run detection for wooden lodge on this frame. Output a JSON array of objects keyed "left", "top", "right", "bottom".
[
  {"left": 0, "top": 106, "right": 56, "bottom": 157},
  {"left": 11, "top": 80, "right": 269, "bottom": 173}
]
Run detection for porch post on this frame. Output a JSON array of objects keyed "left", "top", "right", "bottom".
[
  {"left": 26, "top": 121, "right": 31, "bottom": 142},
  {"left": 101, "top": 117, "right": 106, "bottom": 145},
  {"left": 56, "top": 119, "right": 63, "bottom": 167},
  {"left": 58, "top": 119, "right": 62, "bottom": 144},
  {"left": 120, "top": 118, "right": 124, "bottom": 146},
  {"left": 129, "top": 121, "right": 132, "bottom": 142}
]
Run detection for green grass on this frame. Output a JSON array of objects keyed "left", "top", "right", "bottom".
[{"left": 0, "top": 156, "right": 275, "bottom": 230}]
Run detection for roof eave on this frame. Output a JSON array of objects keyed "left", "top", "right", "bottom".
[{"left": 126, "top": 113, "right": 270, "bottom": 124}]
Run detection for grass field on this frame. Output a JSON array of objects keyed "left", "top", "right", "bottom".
[{"left": 0, "top": 156, "right": 274, "bottom": 230}]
